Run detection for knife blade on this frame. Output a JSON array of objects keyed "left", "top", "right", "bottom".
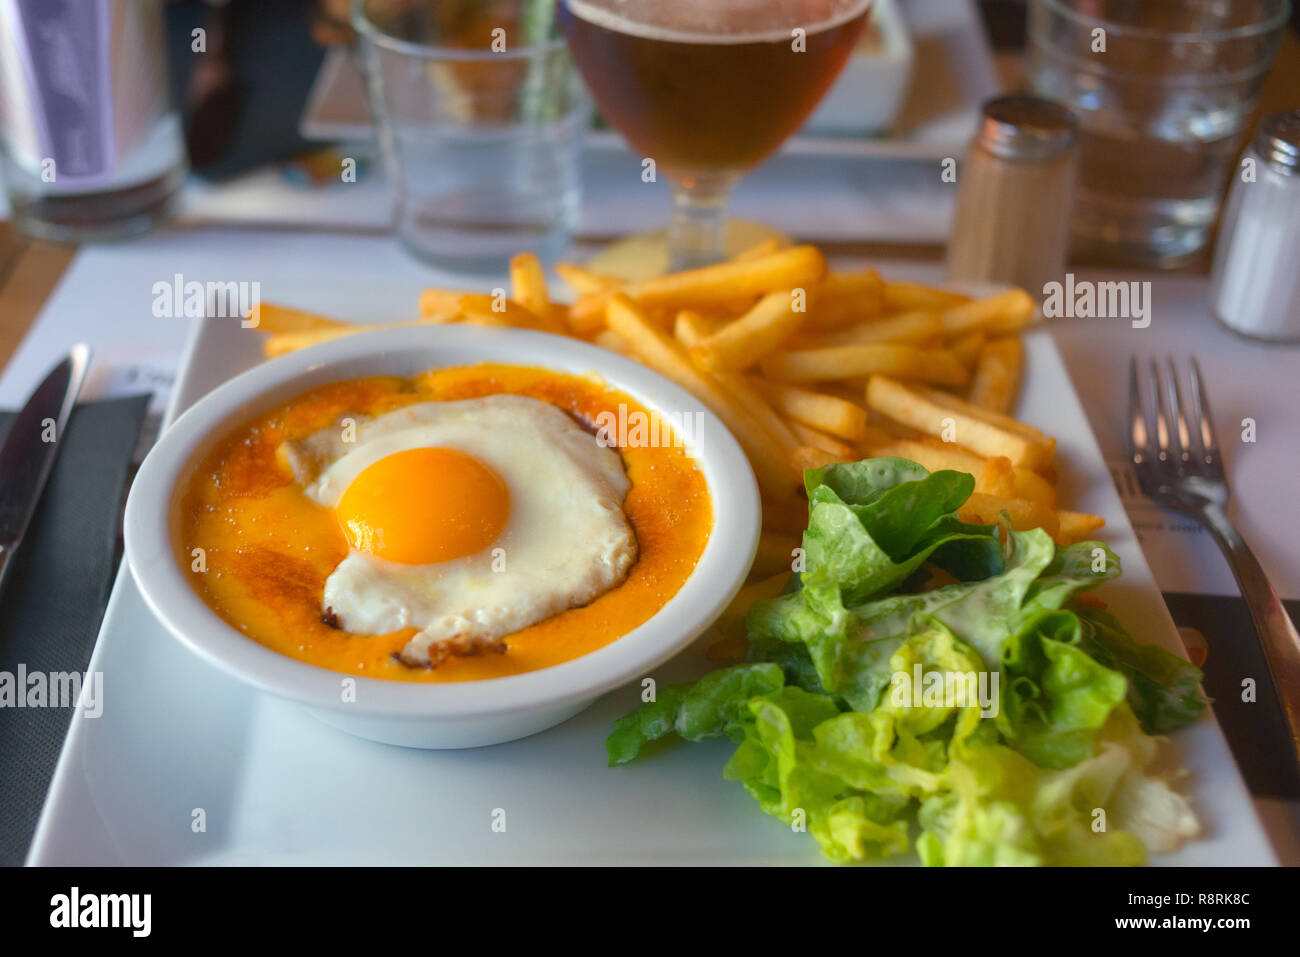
[{"left": 0, "top": 344, "right": 92, "bottom": 593}]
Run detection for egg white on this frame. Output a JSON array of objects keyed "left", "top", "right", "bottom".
[{"left": 280, "top": 394, "right": 637, "bottom": 666}]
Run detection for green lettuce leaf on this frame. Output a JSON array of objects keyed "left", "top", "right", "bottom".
[
  {"left": 1074, "top": 606, "right": 1207, "bottom": 734},
  {"left": 799, "top": 459, "right": 996, "bottom": 605},
  {"left": 605, "top": 455, "right": 1206, "bottom": 867},
  {"left": 917, "top": 706, "right": 1198, "bottom": 866},
  {"left": 605, "top": 663, "right": 785, "bottom": 766},
  {"left": 803, "top": 460, "right": 983, "bottom": 593},
  {"left": 722, "top": 628, "right": 991, "bottom": 862},
  {"left": 749, "top": 459, "right": 999, "bottom": 701},
  {"left": 752, "top": 527, "right": 1052, "bottom": 711},
  {"left": 998, "top": 609, "right": 1129, "bottom": 769},
  {"left": 754, "top": 529, "right": 1124, "bottom": 716},
  {"left": 722, "top": 687, "right": 915, "bottom": 863}
]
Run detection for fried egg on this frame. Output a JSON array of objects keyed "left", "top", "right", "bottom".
[{"left": 279, "top": 394, "right": 637, "bottom": 667}]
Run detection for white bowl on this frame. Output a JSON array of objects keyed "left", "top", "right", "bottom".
[{"left": 124, "top": 325, "right": 761, "bottom": 749}]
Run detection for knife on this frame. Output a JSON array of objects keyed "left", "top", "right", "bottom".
[{"left": 0, "top": 344, "right": 92, "bottom": 594}]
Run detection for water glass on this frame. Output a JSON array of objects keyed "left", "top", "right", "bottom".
[
  {"left": 1028, "top": 0, "right": 1291, "bottom": 268},
  {"left": 352, "top": 0, "right": 588, "bottom": 273}
]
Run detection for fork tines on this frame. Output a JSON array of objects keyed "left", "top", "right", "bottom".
[{"left": 1128, "top": 356, "right": 1224, "bottom": 490}]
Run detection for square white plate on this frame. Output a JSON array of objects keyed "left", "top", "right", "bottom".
[{"left": 27, "top": 262, "right": 1276, "bottom": 866}]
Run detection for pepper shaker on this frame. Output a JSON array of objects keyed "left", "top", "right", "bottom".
[{"left": 947, "top": 95, "right": 1078, "bottom": 296}]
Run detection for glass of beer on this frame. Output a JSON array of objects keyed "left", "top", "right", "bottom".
[{"left": 558, "top": 0, "right": 871, "bottom": 267}]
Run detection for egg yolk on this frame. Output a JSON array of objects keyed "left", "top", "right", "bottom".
[{"left": 335, "top": 447, "right": 509, "bottom": 564}]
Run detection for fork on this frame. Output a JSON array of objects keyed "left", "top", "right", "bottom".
[{"left": 1129, "top": 356, "right": 1300, "bottom": 761}]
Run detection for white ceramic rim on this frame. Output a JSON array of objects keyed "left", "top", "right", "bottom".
[{"left": 124, "top": 324, "right": 760, "bottom": 719}]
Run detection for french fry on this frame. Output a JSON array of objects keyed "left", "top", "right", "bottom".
[
  {"left": 976, "top": 456, "right": 1016, "bottom": 498},
  {"left": 969, "top": 336, "right": 1025, "bottom": 415},
  {"left": 246, "top": 302, "right": 348, "bottom": 334},
  {"left": 807, "top": 269, "right": 884, "bottom": 329},
  {"left": 261, "top": 314, "right": 449, "bottom": 357},
  {"left": 948, "top": 331, "right": 986, "bottom": 370},
  {"left": 606, "top": 294, "right": 798, "bottom": 497},
  {"left": 675, "top": 312, "right": 799, "bottom": 455},
  {"left": 262, "top": 327, "right": 359, "bottom": 358},
  {"left": 509, "top": 253, "right": 567, "bottom": 334},
  {"left": 751, "top": 530, "right": 801, "bottom": 579},
  {"left": 690, "top": 290, "right": 808, "bottom": 371},
  {"left": 555, "top": 262, "right": 623, "bottom": 296},
  {"left": 763, "top": 496, "right": 810, "bottom": 535},
  {"left": 940, "top": 289, "right": 1035, "bottom": 338},
  {"left": 715, "top": 296, "right": 764, "bottom": 317},
  {"left": 705, "top": 631, "right": 749, "bottom": 663},
  {"left": 791, "top": 445, "right": 839, "bottom": 472},
  {"left": 728, "top": 383, "right": 800, "bottom": 455},
  {"left": 673, "top": 310, "right": 724, "bottom": 343},
  {"left": 865, "top": 412, "right": 929, "bottom": 443},
  {"left": 1012, "top": 467, "right": 1056, "bottom": 509},
  {"left": 760, "top": 343, "right": 970, "bottom": 387},
  {"left": 882, "top": 281, "right": 972, "bottom": 312},
  {"left": 569, "top": 245, "right": 827, "bottom": 334},
  {"left": 419, "top": 287, "right": 478, "bottom": 317},
  {"left": 750, "top": 377, "right": 868, "bottom": 441},
  {"left": 728, "top": 571, "right": 792, "bottom": 619},
  {"left": 786, "top": 420, "right": 859, "bottom": 460},
  {"left": 867, "top": 438, "right": 986, "bottom": 475},
  {"left": 921, "top": 382, "right": 1053, "bottom": 446},
  {"left": 1057, "top": 510, "right": 1106, "bottom": 544},
  {"left": 958, "top": 492, "right": 1060, "bottom": 539},
  {"left": 457, "top": 294, "right": 548, "bottom": 331},
  {"left": 592, "top": 328, "right": 635, "bottom": 357},
  {"left": 865, "top": 376, "right": 1055, "bottom": 471},
  {"left": 859, "top": 424, "right": 899, "bottom": 449},
  {"left": 807, "top": 310, "right": 943, "bottom": 348}
]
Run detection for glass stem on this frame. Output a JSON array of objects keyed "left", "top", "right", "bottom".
[{"left": 668, "top": 173, "right": 737, "bottom": 270}]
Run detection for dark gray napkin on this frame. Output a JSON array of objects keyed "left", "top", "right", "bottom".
[
  {"left": 0, "top": 394, "right": 150, "bottom": 866},
  {"left": 1163, "top": 592, "right": 1300, "bottom": 800}
]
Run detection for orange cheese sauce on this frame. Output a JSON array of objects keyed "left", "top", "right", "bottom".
[{"left": 177, "top": 363, "right": 713, "bottom": 682}]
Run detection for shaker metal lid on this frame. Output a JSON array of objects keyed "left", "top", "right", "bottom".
[
  {"left": 977, "top": 95, "right": 1077, "bottom": 161},
  {"left": 1255, "top": 110, "right": 1300, "bottom": 174}
]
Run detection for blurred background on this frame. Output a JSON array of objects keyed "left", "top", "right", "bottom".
[{"left": 4, "top": 0, "right": 1295, "bottom": 269}]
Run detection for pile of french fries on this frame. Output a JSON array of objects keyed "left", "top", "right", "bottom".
[{"left": 250, "top": 240, "right": 1104, "bottom": 590}]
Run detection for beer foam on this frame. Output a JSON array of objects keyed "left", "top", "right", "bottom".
[{"left": 562, "top": 0, "right": 871, "bottom": 46}]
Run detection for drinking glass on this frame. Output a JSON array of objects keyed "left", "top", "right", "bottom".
[
  {"left": 0, "top": 0, "right": 187, "bottom": 242},
  {"left": 557, "top": 0, "right": 871, "bottom": 268},
  {"left": 353, "top": 0, "right": 589, "bottom": 273},
  {"left": 1028, "top": 0, "right": 1291, "bottom": 269}
]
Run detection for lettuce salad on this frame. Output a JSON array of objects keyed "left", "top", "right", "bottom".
[{"left": 607, "top": 459, "right": 1206, "bottom": 866}]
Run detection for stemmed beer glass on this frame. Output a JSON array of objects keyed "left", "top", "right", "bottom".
[{"left": 558, "top": 0, "right": 871, "bottom": 268}]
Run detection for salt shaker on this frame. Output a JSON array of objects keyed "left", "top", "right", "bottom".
[
  {"left": 947, "top": 95, "right": 1077, "bottom": 296},
  {"left": 1209, "top": 110, "right": 1300, "bottom": 344}
]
